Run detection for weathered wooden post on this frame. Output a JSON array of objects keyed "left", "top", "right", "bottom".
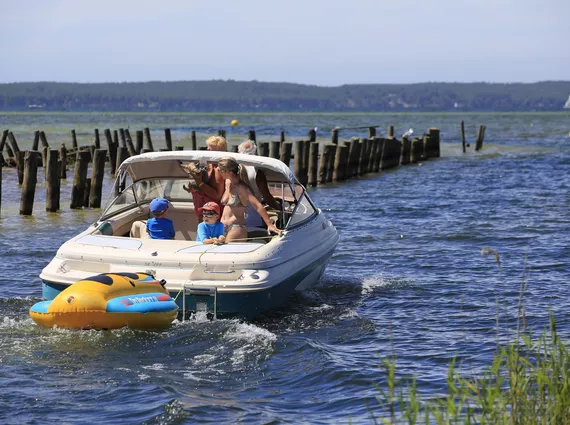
[
  {"left": 116, "top": 146, "right": 129, "bottom": 171},
  {"left": 32, "top": 131, "right": 40, "bottom": 151},
  {"left": 247, "top": 130, "right": 256, "bottom": 142},
  {"left": 369, "top": 137, "right": 379, "bottom": 172},
  {"left": 425, "top": 128, "right": 440, "bottom": 158},
  {"left": 135, "top": 131, "right": 144, "bottom": 154},
  {"left": 269, "top": 141, "right": 281, "bottom": 160},
  {"left": 368, "top": 127, "right": 377, "bottom": 138},
  {"left": 70, "top": 150, "right": 90, "bottom": 209},
  {"left": 20, "top": 151, "right": 40, "bottom": 216},
  {"left": 89, "top": 149, "right": 107, "bottom": 208},
  {"left": 175, "top": 145, "right": 184, "bottom": 151},
  {"left": 331, "top": 128, "right": 339, "bottom": 145},
  {"left": 400, "top": 137, "right": 411, "bottom": 165},
  {"left": 475, "top": 125, "right": 486, "bottom": 151},
  {"left": 302, "top": 140, "right": 311, "bottom": 182},
  {"left": 119, "top": 128, "right": 127, "bottom": 148},
  {"left": 342, "top": 140, "right": 353, "bottom": 179},
  {"left": 387, "top": 125, "right": 395, "bottom": 138},
  {"left": 410, "top": 138, "right": 423, "bottom": 163},
  {"left": 191, "top": 131, "right": 197, "bottom": 150},
  {"left": 217, "top": 129, "right": 226, "bottom": 138},
  {"left": 83, "top": 178, "right": 91, "bottom": 208},
  {"left": 164, "top": 129, "right": 173, "bottom": 151},
  {"left": 461, "top": 121, "right": 466, "bottom": 153},
  {"left": 16, "top": 151, "right": 25, "bottom": 185},
  {"left": 259, "top": 142, "right": 269, "bottom": 157},
  {"left": 373, "top": 138, "right": 384, "bottom": 172},
  {"left": 93, "top": 129, "right": 101, "bottom": 149},
  {"left": 124, "top": 130, "right": 136, "bottom": 156},
  {"left": 113, "top": 130, "right": 119, "bottom": 147},
  {"left": 280, "top": 131, "right": 285, "bottom": 142},
  {"left": 71, "top": 129, "right": 79, "bottom": 150},
  {"left": 325, "top": 144, "right": 336, "bottom": 183},
  {"left": 0, "top": 130, "right": 8, "bottom": 154},
  {"left": 59, "top": 144, "right": 67, "bottom": 179},
  {"left": 104, "top": 129, "right": 118, "bottom": 175},
  {"left": 308, "top": 143, "right": 319, "bottom": 187},
  {"left": 46, "top": 150, "right": 61, "bottom": 212},
  {"left": 308, "top": 128, "right": 317, "bottom": 142},
  {"left": 348, "top": 138, "right": 360, "bottom": 178},
  {"left": 144, "top": 127, "right": 154, "bottom": 152},
  {"left": 280, "top": 142, "right": 292, "bottom": 167},
  {"left": 294, "top": 141, "right": 308, "bottom": 186},
  {"left": 8, "top": 132, "right": 21, "bottom": 158},
  {"left": 358, "top": 138, "right": 368, "bottom": 176},
  {"left": 333, "top": 144, "right": 348, "bottom": 181},
  {"left": 0, "top": 158, "right": 2, "bottom": 213}
]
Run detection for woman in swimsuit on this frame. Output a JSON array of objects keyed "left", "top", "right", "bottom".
[
  {"left": 217, "top": 157, "right": 282, "bottom": 242},
  {"left": 183, "top": 136, "right": 227, "bottom": 221}
]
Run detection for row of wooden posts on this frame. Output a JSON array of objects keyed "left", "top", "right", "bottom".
[{"left": 0, "top": 125, "right": 442, "bottom": 216}]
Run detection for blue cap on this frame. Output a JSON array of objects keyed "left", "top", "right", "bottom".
[{"left": 150, "top": 197, "right": 169, "bottom": 214}]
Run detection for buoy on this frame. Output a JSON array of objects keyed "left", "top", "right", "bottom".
[
  {"left": 30, "top": 272, "right": 178, "bottom": 330},
  {"left": 231, "top": 119, "right": 239, "bottom": 126}
]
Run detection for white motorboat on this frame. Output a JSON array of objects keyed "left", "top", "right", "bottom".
[{"left": 40, "top": 151, "right": 339, "bottom": 319}]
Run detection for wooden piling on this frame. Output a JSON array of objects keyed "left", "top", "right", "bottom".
[
  {"left": 368, "top": 127, "right": 377, "bottom": 138},
  {"left": 308, "top": 128, "right": 317, "bottom": 142},
  {"left": 269, "top": 141, "right": 281, "bottom": 160},
  {"left": 135, "top": 131, "right": 143, "bottom": 154},
  {"left": 387, "top": 125, "right": 395, "bottom": 139},
  {"left": 410, "top": 138, "right": 423, "bottom": 163},
  {"left": 94, "top": 129, "right": 101, "bottom": 149},
  {"left": 259, "top": 142, "right": 269, "bottom": 157},
  {"left": 333, "top": 144, "right": 348, "bottom": 181},
  {"left": 69, "top": 129, "right": 78, "bottom": 151},
  {"left": 191, "top": 131, "right": 197, "bottom": 150},
  {"left": 124, "top": 130, "right": 136, "bottom": 156},
  {"left": 425, "top": 128, "right": 440, "bottom": 158},
  {"left": 0, "top": 130, "right": 8, "bottom": 154},
  {"left": 331, "top": 128, "right": 339, "bottom": 145},
  {"left": 461, "top": 121, "right": 466, "bottom": 153},
  {"left": 294, "top": 141, "right": 308, "bottom": 186},
  {"left": 280, "top": 131, "right": 285, "bottom": 142},
  {"left": 59, "top": 144, "right": 67, "bottom": 179},
  {"left": 32, "top": 131, "right": 40, "bottom": 151},
  {"left": 104, "top": 129, "right": 118, "bottom": 175},
  {"left": 20, "top": 151, "right": 40, "bottom": 216},
  {"left": 83, "top": 178, "right": 91, "bottom": 208},
  {"left": 400, "top": 137, "right": 411, "bottom": 165},
  {"left": 373, "top": 138, "right": 384, "bottom": 173},
  {"left": 89, "top": 149, "right": 106, "bottom": 208},
  {"left": 15, "top": 150, "right": 26, "bottom": 184},
  {"left": 8, "top": 132, "right": 21, "bottom": 157},
  {"left": 358, "top": 138, "right": 368, "bottom": 176},
  {"left": 325, "top": 144, "right": 336, "bottom": 183},
  {"left": 144, "top": 127, "right": 154, "bottom": 152},
  {"left": 175, "top": 145, "right": 184, "bottom": 151},
  {"left": 119, "top": 128, "right": 126, "bottom": 148},
  {"left": 280, "top": 142, "right": 292, "bottom": 167},
  {"left": 308, "top": 143, "right": 319, "bottom": 187},
  {"left": 116, "top": 146, "right": 129, "bottom": 171},
  {"left": 247, "top": 130, "right": 256, "bottom": 142},
  {"left": 475, "top": 125, "right": 486, "bottom": 151},
  {"left": 46, "top": 150, "right": 60, "bottom": 212},
  {"left": 70, "top": 150, "right": 90, "bottom": 209},
  {"left": 164, "top": 128, "right": 173, "bottom": 151}
]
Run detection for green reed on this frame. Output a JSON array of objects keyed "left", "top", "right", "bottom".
[{"left": 372, "top": 257, "right": 570, "bottom": 424}]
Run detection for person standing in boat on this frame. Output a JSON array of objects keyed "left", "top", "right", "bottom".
[
  {"left": 183, "top": 135, "right": 227, "bottom": 221},
  {"left": 217, "top": 157, "right": 281, "bottom": 242},
  {"left": 237, "top": 140, "right": 282, "bottom": 229}
]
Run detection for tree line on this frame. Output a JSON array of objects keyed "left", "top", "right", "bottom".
[{"left": 1, "top": 80, "right": 569, "bottom": 112}]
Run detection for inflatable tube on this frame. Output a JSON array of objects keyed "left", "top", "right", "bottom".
[{"left": 30, "top": 272, "right": 178, "bottom": 330}]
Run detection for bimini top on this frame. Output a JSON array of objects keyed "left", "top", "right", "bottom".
[{"left": 117, "top": 151, "right": 296, "bottom": 184}]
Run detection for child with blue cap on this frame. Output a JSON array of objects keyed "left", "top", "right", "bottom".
[{"left": 146, "top": 197, "right": 175, "bottom": 239}]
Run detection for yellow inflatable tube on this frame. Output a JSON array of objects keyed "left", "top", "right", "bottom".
[{"left": 30, "top": 273, "right": 178, "bottom": 330}]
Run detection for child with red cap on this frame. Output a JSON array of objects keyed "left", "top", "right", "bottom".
[{"left": 196, "top": 202, "right": 226, "bottom": 244}]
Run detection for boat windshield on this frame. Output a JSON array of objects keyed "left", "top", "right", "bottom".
[{"left": 101, "top": 177, "right": 190, "bottom": 220}]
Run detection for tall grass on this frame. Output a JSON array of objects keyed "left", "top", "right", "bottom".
[{"left": 373, "top": 260, "right": 570, "bottom": 424}]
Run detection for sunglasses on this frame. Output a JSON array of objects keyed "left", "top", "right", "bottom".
[{"left": 202, "top": 211, "right": 218, "bottom": 217}]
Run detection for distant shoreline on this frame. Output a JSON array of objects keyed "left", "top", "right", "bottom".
[{"left": 2, "top": 81, "right": 570, "bottom": 112}]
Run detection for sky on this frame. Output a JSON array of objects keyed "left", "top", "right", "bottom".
[{"left": 1, "top": 0, "right": 569, "bottom": 86}]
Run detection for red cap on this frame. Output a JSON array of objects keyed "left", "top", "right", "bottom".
[{"left": 202, "top": 202, "right": 220, "bottom": 215}]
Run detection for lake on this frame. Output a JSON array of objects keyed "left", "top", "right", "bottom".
[{"left": 1, "top": 112, "right": 569, "bottom": 424}]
